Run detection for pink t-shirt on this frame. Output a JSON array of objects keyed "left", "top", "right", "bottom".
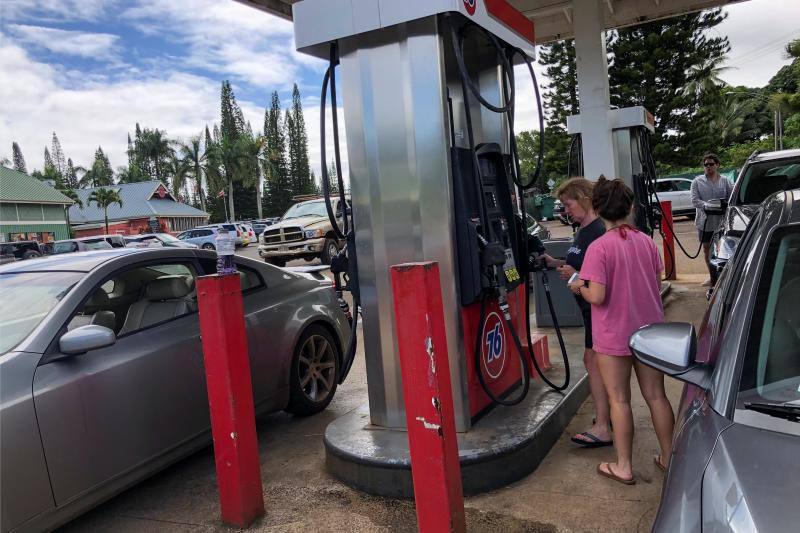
[{"left": 580, "top": 228, "right": 665, "bottom": 356}]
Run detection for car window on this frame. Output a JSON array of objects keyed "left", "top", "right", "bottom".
[
  {"left": 735, "top": 226, "right": 800, "bottom": 436},
  {"left": 675, "top": 180, "right": 692, "bottom": 191},
  {"left": 656, "top": 181, "right": 675, "bottom": 192},
  {"left": 737, "top": 159, "right": 800, "bottom": 205},
  {"left": 198, "top": 259, "right": 265, "bottom": 292},
  {"left": 199, "top": 229, "right": 212, "bottom": 237},
  {"left": 0, "top": 272, "right": 82, "bottom": 354}
]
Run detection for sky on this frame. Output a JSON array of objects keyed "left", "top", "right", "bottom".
[{"left": 1, "top": 0, "right": 798, "bottom": 181}]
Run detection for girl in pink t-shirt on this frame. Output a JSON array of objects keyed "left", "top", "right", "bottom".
[{"left": 568, "top": 177, "right": 674, "bottom": 485}]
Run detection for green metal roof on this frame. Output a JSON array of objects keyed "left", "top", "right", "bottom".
[{"left": 0, "top": 166, "right": 75, "bottom": 204}]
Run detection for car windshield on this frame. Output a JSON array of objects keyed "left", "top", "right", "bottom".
[
  {"left": 282, "top": 201, "right": 329, "bottom": 220},
  {"left": 737, "top": 158, "right": 800, "bottom": 205},
  {"left": 82, "top": 239, "right": 112, "bottom": 250},
  {"left": 0, "top": 272, "right": 83, "bottom": 354},
  {"left": 52, "top": 242, "right": 77, "bottom": 254},
  {"left": 736, "top": 227, "right": 800, "bottom": 434},
  {"left": 156, "top": 233, "right": 180, "bottom": 242}
]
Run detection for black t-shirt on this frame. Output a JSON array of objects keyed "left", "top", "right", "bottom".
[{"left": 566, "top": 217, "right": 605, "bottom": 272}]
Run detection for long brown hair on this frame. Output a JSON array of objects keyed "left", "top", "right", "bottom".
[{"left": 592, "top": 175, "right": 634, "bottom": 222}]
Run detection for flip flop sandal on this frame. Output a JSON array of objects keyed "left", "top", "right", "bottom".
[
  {"left": 570, "top": 431, "right": 613, "bottom": 448},
  {"left": 597, "top": 462, "right": 635, "bottom": 485},
  {"left": 654, "top": 455, "right": 667, "bottom": 472}
]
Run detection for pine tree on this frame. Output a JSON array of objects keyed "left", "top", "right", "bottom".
[
  {"left": 262, "top": 91, "right": 293, "bottom": 216},
  {"left": 608, "top": 9, "right": 730, "bottom": 167},
  {"left": 65, "top": 158, "right": 79, "bottom": 189},
  {"left": 11, "top": 142, "right": 27, "bottom": 173},
  {"left": 219, "top": 80, "right": 252, "bottom": 220},
  {"left": 538, "top": 39, "right": 579, "bottom": 129},
  {"left": 81, "top": 147, "right": 114, "bottom": 187},
  {"left": 51, "top": 132, "right": 67, "bottom": 179},
  {"left": 289, "top": 84, "right": 313, "bottom": 195}
]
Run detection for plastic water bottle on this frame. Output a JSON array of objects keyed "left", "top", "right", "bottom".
[{"left": 215, "top": 229, "right": 237, "bottom": 275}]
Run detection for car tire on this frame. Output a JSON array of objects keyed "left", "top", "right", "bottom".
[
  {"left": 321, "top": 238, "right": 339, "bottom": 265},
  {"left": 202, "top": 243, "right": 215, "bottom": 250},
  {"left": 286, "top": 325, "right": 340, "bottom": 416},
  {"left": 267, "top": 258, "right": 286, "bottom": 267},
  {"left": 22, "top": 250, "right": 41, "bottom": 259}
]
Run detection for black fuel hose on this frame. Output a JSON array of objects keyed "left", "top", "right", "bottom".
[{"left": 320, "top": 42, "right": 359, "bottom": 384}]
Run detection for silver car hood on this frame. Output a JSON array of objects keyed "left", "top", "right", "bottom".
[{"left": 702, "top": 423, "right": 799, "bottom": 532}]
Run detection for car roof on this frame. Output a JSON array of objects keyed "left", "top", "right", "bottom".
[
  {"left": 750, "top": 148, "right": 800, "bottom": 163},
  {"left": 0, "top": 248, "right": 145, "bottom": 273}
]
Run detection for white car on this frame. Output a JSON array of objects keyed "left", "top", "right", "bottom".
[{"left": 654, "top": 177, "right": 695, "bottom": 217}]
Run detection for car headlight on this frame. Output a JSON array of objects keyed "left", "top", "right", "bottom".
[
  {"left": 715, "top": 235, "right": 740, "bottom": 261},
  {"left": 305, "top": 229, "right": 325, "bottom": 239}
]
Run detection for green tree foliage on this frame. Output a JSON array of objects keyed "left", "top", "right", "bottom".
[
  {"left": 88, "top": 187, "right": 123, "bottom": 234},
  {"left": 11, "top": 142, "right": 27, "bottom": 174},
  {"left": 64, "top": 158, "right": 79, "bottom": 189},
  {"left": 609, "top": 9, "right": 730, "bottom": 167},
  {"left": 50, "top": 132, "right": 67, "bottom": 179},
  {"left": 178, "top": 135, "right": 206, "bottom": 212},
  {"left": 287, "top": 83, "right": 314, "bottom": 195},
  {"left": 262, "top": 91, "right": 293, "bottom": 217},
  {"left": 80, "top": 147, "right": 114, "bottom": 188},
  {"left": 217, "top": 80, "right": 255, "bottom": 220}
]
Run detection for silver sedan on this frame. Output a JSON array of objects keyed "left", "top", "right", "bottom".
[{"left": 0, "top": 248, "right": 350, "bottom": 533}]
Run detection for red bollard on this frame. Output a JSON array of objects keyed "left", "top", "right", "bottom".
[
  {"left": 660, "top": 200, "right": 676, "bottom": 280},
  {"left": 390, "top": 262, "right": 466, "bottom": 533},
  {"left": 196, "top": 274, "right": 265, "bottom": 528}
]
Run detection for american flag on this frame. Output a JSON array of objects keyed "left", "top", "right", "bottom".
[{"left": 217, "top": 190, "right": 226, "bottom": 198}]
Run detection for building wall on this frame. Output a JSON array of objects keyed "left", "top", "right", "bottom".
[
  {"left": 0, "top": 201, "right": 70, "bottom": 241},
  {"left": 73, "top": 217, "right": 207, "bottom": 237}
]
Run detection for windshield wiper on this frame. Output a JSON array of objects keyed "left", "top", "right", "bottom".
[{"left": 744, "top": 401, "right": 800, "bottom": 422}]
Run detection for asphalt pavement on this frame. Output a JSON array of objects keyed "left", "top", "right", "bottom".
[{"left": 63, "top": 217, "right": 710, "bottom": 532}]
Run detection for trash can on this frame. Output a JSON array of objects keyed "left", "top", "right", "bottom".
[
  {"left": 531, "top": 238, "right": 584, "bottom": 327},
  {"left": 537, "top": 195, "right": 555, "bottom": 221}
]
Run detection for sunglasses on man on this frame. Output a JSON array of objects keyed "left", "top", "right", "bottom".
[{"left": 703, "top": 162, "right": 717, "bottom": 167}]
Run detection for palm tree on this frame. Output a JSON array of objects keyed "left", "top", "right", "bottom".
[
  {"left": 709, "top": 96, "right": 757, "bottom": 146},
  {"left": 682, "top": 57, "right": 730, "bottom": 98},
  {"left": 139, "top": 129, "right": 172, "bottom": 182},
  {"left": 61, "top": 189, "right": 83, "bottom": 237},
  {"left": 166, "top": 153, "right": 191, "bottom": 201},
  {"left": 178, "top": 136, "right": 207, "bottom": 212},
  {"left": 88, "top": 188, "right": 123, "bottom": 234},
  {"left": 238, "top": 133, "right": 266, "bottom": 219}
]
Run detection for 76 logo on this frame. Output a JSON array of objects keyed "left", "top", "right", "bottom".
[{"left": 485, "top": 323, "right": 503, "bottom": 364}]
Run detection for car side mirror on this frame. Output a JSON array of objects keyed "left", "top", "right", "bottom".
[
  {"left": 59, "top": 325, "right": 116, "bottom": 355},
  {"left": 703, "top": 199, "right": 727, "bottom": 216},
  {"left": 629, "top": 322, "right": 710, "bottom": 389}
]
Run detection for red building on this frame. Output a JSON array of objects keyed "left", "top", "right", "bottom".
[{"left": 70, "top": 181, "right": 208, "bottom": 237}]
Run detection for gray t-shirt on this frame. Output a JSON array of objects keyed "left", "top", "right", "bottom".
[{"left": 690, "top": 174, "right": 735, "bottom": 231}]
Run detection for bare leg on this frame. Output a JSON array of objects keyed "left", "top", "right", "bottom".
[
  {"left": 596, "top": 354, "right": 634, "bottom": 478},
  {"left": 574, "top": 348, "right": 612, "bottom": 442},
  {"left": 633, "top": 359, "right": 675, "bottom": 464}
]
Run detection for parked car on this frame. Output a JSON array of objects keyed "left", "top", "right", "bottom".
[
  {"left": 525, "top": 213, "right": 551, "bottom": 241},
  {"left": 124, "top": 233, "right": 199, "bottom": 249},
  {"left": 653, "top": 177, "right": 695, "bottom": 217},
  {"left": 199, "top": 223, "right": 244, "bottom": 247},
  {"left": 0, "top": 241, "right": 42, "bottom": 261},
  {"left": 238, "top": 223, "right": 256, "bottom": 246},
  {"left": 176, "top": 227, "right": 219, "bottom": 250},
  {"left": 709, "top": 148, "right": 800, "bottom": 273},
  {"left": 629, "top": 188, "right": 800, "bottom": 533},
  {"left": 553, "top": 199, "right": 572, "bottom": 226},
  {"left": 0, "top": 247, "right": 350, "bottom": 532},
  {"left": 52, "top": 238, "right": 113, "bottom": 254},
  {"left": 258, "top": 197, "right": 350, "bottom": 266}
]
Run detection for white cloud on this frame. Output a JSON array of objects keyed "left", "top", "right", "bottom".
[
  {"left": 6, "top": 24, "right": 120, "bottom": 60},
  {"left": 122, "top": 0, "right": 299, "bottom": 90},
  {"left": 1, "top": 0, "right": 117, "bottom": 22}
]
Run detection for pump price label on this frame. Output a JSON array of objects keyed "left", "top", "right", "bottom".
[{"left": 504, "top": 267, "right": 520, "bottom": 283}]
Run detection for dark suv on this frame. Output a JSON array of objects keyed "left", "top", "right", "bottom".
[
  {"left": 709, "top": 148, "right": 800, "bottom": 273},
  {"left": 631, "top": 188, "right": 800, "bottom": 532},
  {"left": 0, "top": 241, "right": 42, "bottom": 262}
]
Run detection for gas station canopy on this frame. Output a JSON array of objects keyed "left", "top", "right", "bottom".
[{"left": 241, "top": 0, "right": 747, "bottom": 42}]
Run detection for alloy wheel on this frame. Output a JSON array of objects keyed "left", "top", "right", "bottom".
[{"left": 298, "top": 334, "right": 337, "bottom": 402}]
